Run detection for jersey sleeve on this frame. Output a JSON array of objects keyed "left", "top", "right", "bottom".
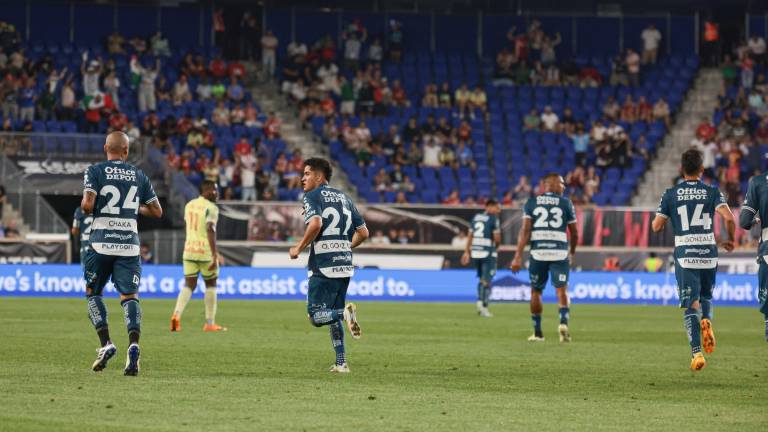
[
  {"left": 743, "top": 177, "right": 758, "bottom": 214},
  {"left": 206, "top": 203, "right": 219, "bottom": 225},
  {"left": 656, "top": 190, "right": 671, "bottom": 219},
  {"left": 139, "top": 171, "right": 158, "bottom": 205},
  {"left": 565, "top": 199, "right": 577, "bottom": 224},
  {"left": 492, "top": 215, "right": 501, "bottom": 233},
  {"left": 83, "top": 165, "right": 98, "bottom": 194},
  {"left": 522, "top": 198, "right": 534, "bottom": 219},
  {"left": 712, "top": 187, "right": 728, "bottom": 210},
  {"left": 302, "top": 192, "right": 322, "bottom": 224}
]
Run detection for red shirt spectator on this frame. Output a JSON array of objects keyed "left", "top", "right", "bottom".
[
  {"left": 442, "top": 190, "right": 460, "bottom": 205},
  {"left": 228, "top": 61, "right": 246, "bottom": 78},
  {"left": 696, "top": 119, "right": 717, "bottom": 141},
  {"left": 210, "top": 57, "right": 227, "bottom": 78},
  {"left": 177, "top": 116, "right": 192, "bottom": 135},
  {"left": 637, "top": 97, "right": 652, "bottom": 121},
  {"left": 264, "top": 114, "right": 281, "bottom": 138},
  {"left": 392, "top": 82, "right": 407, "bottom": 106},
  {"left": 320, "top": 96, "right": 336, "bottom": 115},
  {"left": 234, "top": 137, "right": 252, "bottom": 156},
  {"left": 167, "top": 151, "right": 180, "bottom": 169},
  {"left": 579, "top": 66, "right": 602, "bottom": 85},
  {"left": 109, "top": 111, "right": 128, "bottom": 131}
]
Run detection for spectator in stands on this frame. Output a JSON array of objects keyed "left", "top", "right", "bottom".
[
  {"left": 107, "top": 31, "right": 125, "bottom": 54},
  {"left": 438, "top": 82, "right": 452, "bottom": 108},
  {"left": 442, "top": 189, "right": 460, "bottom": 205},
  {"left": 544, "top": 64, "right": 561, "bottom": 86},
  {"left": 636, "top": 96, "right": 652, "bottom": 122},
  {"left": 155, "top": 77, "right": 171, "bottom": 103},
  {"left": 451, "top": 229, "right": 467, "bottom": 248},
  {"left": 512, "top": 176, "right": 532, "bottom": 203},
  {"left": 212, "top": 101, "right": 230, "bottom": 126},
  {"left": 374, "top": 168, "right": 391, "bottom": 192},
  {"left": 540, "top": 106, "right": 559, "bottom": 132},
  {"left": 634, "top": 134, "right": 651, "bottom": 161},
  {"left": 368, "top": 37, "right": 384, "bottom": 64},
  {"left": 194, "top": 77, "right": 211, "bottom": 101},
  {"left": 439, "top": 143, "right": 455, "bottom": 167},
  {"left": 721, "top": 149, "right": 742, "bottom": 207},
  {"left": 456, "top": 141, "right": 474, "bottom": 169},
  {"left": 741, "top": 55, "right": 755, "bottom": 89},
  {"left": 227, "top": 77, "right": 245, "bottom": 102},
  {"left": 239, "top": 147, "right": 258, "bottom": 201},
  {"left": 641, "top": 23, "right": 662, "bottom": 65},
  {"left": 171, "top": 74, "right": 192, "bottom": 106},
  {"left": 135, "top": 58, "right": 160, "bottom": 112},
  {"left": 612, "top": 130, "right": 632, "bottom": 168},
  {"left": 579, "top": 63, "right": 601, "bottom": 87},
  {"left": 37, "top": 85, "right": 56, "bottom": 122},
  {"left": 749, "top": 33, "right": 766, "bottom": 64},
  {"left": 108, "top": 110, "right": 128, "bottom": 132},
  {"left": 619, "top": 95, "right": 637, "bottom": 123},
  {"left": 81, "top": 53, "right": 101, "bottom": 96},
  {"left": 317, "top": 60, "right": 340, "bottom": 94},
  {"left": 514, "top": 60, "right": 531, "bottom": 85},
  {"left": 209, "top": 54, "right": 227, "bottom": 80},
  {"left": 566, "top": 165, "right": 586, "bottom": 204},
  {"left": 370, "top": 229, "right": 391, "bottom": 245},
  {"left": 626, "top": 49, "right": 641, "bottom": 87},
  {"left": 422, "top": 137, "right": 442, "bottom": 168},
  {"left": 540, "top": 33, "right": 561, "bottom": 66},
  {"left": 264, "top": 112, "right": 281, "bottom": 138},
  {"left": 17, "top": 80, "right": 35, "bottom": 123},
  {"left": 151, "top": 32, "right": 171, "bottom": 57},
  {"left": 0, "top": 74, "right": 17, "bottom": 122},
  {"left": 570, "top": 123, "right": 590, "bottom": 167},
  {"left": 494, "top": 48, "right": 515, "bottom": 85},
  {"left": 422, "top": 84, "right": 438, "bottom": 108},
  {"left": 468, "top": 85, "right": 487, "bottom": 118},
  {"left": 602, "top": 96, "right": 620, "bottom": 120},
  {"left": 651, "top": 97, "right": 670, "bottom": 128},
  {"left": 454, "top": 83, "right": 471, "bottom": 118},
  {"left": 388, "top": 20, "right": 403, "bottom": 63},
  {"left": 391, "top": 80, "right": 409, "bottom": 107},
  {"left": 230, "top": 104, "right": 245, "bottom": 125},
  {"left": 584, "top": 166, "right": 600, "bottom": 202},
  {"left": 523, "top": 109, "right": 540, "bottom": 130},
  {"left": 343, "top": 27, "right": 366, "bottom": 70}
]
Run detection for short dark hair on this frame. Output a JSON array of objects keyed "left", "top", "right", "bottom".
[
  {"left": 681, "top": 148, "right": 703, "bottom": 176},
  {"left": 486, "top": 199, "right": 499, "bottom": 207},
  {"left": 304, "top": 157, "right": 333, "bottom": 182},
  {"left": 543, "top": 172, "right": 562, "bottom": 182},
  {"left": 200, "top": 179, "right": 216, "bottom": 192}
]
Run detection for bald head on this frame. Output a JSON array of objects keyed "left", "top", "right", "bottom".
[{"left": 104, "top": 131, "right": 129, "bottom": 160}]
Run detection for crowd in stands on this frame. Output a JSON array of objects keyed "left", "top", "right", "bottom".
[{"left": 695, "top": 32, "right": 768, "bottom": 206}]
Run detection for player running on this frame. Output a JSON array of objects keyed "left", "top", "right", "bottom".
[
  {"left": 652, "top": 149, "right": 735, "bottom": 371},
  {"left": 289, "top": 157, "right": 369, "bottom": 373},
  {"left": 171, "top": 180, "right": 226, "bottom": 332},
  {"left": 81, "top": 131, "right": 162, "bottom": 376},
  {"left": 461, "top": 199, "right": 501, "bottom": 317},
  {"left": 738, "top": 166, "right": 768, "bottom": 341},
  {"left": 72, "top": 206, "right": 93, "bottom": 268},
  {"left": 511, "top": 173, "right": 578, "bottom": 343}
]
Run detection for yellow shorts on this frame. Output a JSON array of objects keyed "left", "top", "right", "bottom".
[{"left": 183, "top": 259, "right": 219, "bottom": 280}]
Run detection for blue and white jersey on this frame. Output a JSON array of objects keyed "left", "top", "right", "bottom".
[
  {"left": 83, "top": 160, "right": 157, "bottom": 257},
  {"left": 742, "top": 173, "right": 768, "bottom": 258},
  {"left": 72, "top": 207, "right": 93, "bottom": 251},
  {"left": 656, "top": 180, "right": 727, "bottom": 269},
  {"left": 523, "top": 192, "right": 577, "bottom": 262},
  {"left": 470, "top": 212, "right": 500, "bottom": 259},
  {"left": 303, "top": 184, "right": 365, "bottom": 278}
]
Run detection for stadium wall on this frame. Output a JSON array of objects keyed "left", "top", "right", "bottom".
[{"left": 0, "top": 264, "right": 759, "bottom": 308}]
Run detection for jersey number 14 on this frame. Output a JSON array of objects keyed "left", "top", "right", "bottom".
[{"left": 676, "top": 204, "right": 712, "bottom": 231}]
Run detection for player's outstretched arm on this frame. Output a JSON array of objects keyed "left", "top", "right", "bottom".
[
  {"left": 81, "top": 191, "right": 96, "bottom": 215},
  {"left": 651, "top": 214, "right": 667, "bottom": 233},
  {"left": 510, "top": 218, "right": 532, "bottom": 272},
  {"left": 567, "top": 222, "right": 579, "bottom": 260},
  {"left": 289, "top": 216, "right": 322, "bottom": 259},
  {"left": 139, "top": 200, "right": 163, "bottom": 218},
  {"left": 351, "top": 225, "right": 369, "bottom": 249},
  {"left": 461, "top": 229, "right": 474, "bottom": 266},
  {"left": 717, "top": 205, "right": 736, "bottom": 252}
]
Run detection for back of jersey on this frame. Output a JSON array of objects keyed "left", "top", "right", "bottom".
[
  {"left": 303, "top": 184, "right": 365, "bottom": 278},
  {"left": 656, "top": 180, "right": 726, "bottom": 269},
  {"left": 83, "top": 160, "right": 157, "bottom": 256},
  {"left": 523, "top": 192, "right": 576, "bottom": 261},
  {"left": 743, "top": 173, "right": 768, "bottom": 257},
  {"left": 470, "top": 212, "right": 500, "bottom": 259},
  {"left": 73, "top": 207, "right": 93, "bottom": 248}
]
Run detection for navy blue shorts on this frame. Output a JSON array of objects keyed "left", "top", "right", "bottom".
[
  {"left": 673, "top": 264, "right": 715, "bottom": 309},
  {"left": 84, "top": 250, "right": 141, "bottom": 296},
  {"left": 306, "top": 275, "right": 350, "bottom": 315},
  {"left": 474, "top": 256, "right": 497, "bottom": 284},
  {"left": 529, "top": 258, "right": 570, "bottom": 291}
]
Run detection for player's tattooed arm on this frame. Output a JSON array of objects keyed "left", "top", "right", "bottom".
[
  {"left": 717, "top": 205, "right": 736, "bottom": 252},
  {"left": 461, "top": 227, "right": 474, "bottom": 266},
  {"left": 81, "top": 191, "right": 96, "bottom": 215},
  {"left": 139, "top": 199, "right": 163, "bottom": 218},
  {"left": 351, "top": 225, "right": 369, "bottom": 249},
  {"left": 567, "top": 222, "right": 579, "bottom": 259},
  {"left": 510, "top": 218, "right": 532, "bottom": 272}
]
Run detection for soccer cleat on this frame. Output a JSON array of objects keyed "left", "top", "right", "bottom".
[
  {"left": 123, "top": 344, "right": 140, "bottom": 376},
  {"left": 701, "top": 318, "right": 715, "bottom": 354},
  {"left": 558, "top": 324, "right": 571, "bottom": 343},
  {"left": 476, "top": 301, "right": 484, "bottom": 315},
  {"left": 479, "top": 308, "right": 493, "bottom": 318},
  {"left": 170, "top": 314, "right": 181, "bottom": 332},
  {"left": 329, "top": 363, "right": 350, "bottom": 373},
  {"left": 91, "top": 343, "right": 117, "bottom": 372},
  {"left": 527, "top": 334, "right": 545, "bottom": 342},
  {"left": 344, "top": 303, "right": 362, "bottom": 339},
  {"left": 203, "top": 323, "right": 228, "bottom": 332},
  {"left": 690, "top": 352, "right": 706, "bottom": 371}
]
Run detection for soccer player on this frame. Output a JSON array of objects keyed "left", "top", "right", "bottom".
[
  {"left": 289, "top": 157, "right": 368, "bottom": 373},
  {"left": 652, "top": 149, "right": 735, "bottom": 371},
  {"left": 71, "top": 206, "right": 93, "bottom": 268},
  {"left": 171, "top": 180, "right": 226, "bottom": 332},
  {"left": 738, "top": 167, "right": 768, "bottom": 341},
  {"left": 461, "top": 199, "right": 501, "bottom": 317},
  {"left": 81, "top": 131, "right": 162, "bottom": 376},
  {"left": 510, "top": 173, "right": 578, "bottom": 343}
]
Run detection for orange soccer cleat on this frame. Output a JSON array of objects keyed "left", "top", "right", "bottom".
[
  {"left": 170, "top": 314, "right": 181, "bottom": 332},
  {"left": 690, "top": 352, "right": 706, "bottom": 371},
  {"left": 701, "top": 318, "right": 716, "bottom": 354},
  {"left": 203, "top": 323, "right": 228, "bottom": 332}
]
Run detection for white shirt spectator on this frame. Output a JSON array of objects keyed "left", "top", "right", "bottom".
[
  {"left": 749, "top": 36, "right": 767, "bottom": 56},
  {"left": 345, "top": 38, "right": 362, "bottom": 60},
  {"left": 641, "top": 28, "right": 662, "bottom": 51},
  {"left": 592, "top": 124, "right": 607, "bottom": 141},
  {"left": 606, "top": 123, "right": 624, "bottom": 138},
  {"left": 626, "top": 51, "right": 640, "bottom": 73},
  {"left": 287, "top": 41, "right": 307, "bottom": 57},
  {"left": 422, "top": 141, "right": 442, "bottom": 167},
  {"left": 240, "top": 154, "right": 256, "bottom": 188},
  {"left": 261, "top": 34, "right": 278, "bottom": 56},
  {"left": 541, "top": 111, "right": 559, "bottom": 130},
  {"left": 694, "top": 140, "right": 719, "bottom": 169},
  {"left": 317, "top": 63, "right": 340, "bottom": 93},
  {"left": 451, "top": 234, "right": 467, "bottom": 248},
  {"left": 368, "top": 43, "right": 383, "bottom": 62},
  {"left": 370, "top": 233, "right": 391, "bottom": 245}
]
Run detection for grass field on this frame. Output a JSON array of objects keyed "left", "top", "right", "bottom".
[{"left": 1, "top": 298, "right": 766, "bottom": 431}]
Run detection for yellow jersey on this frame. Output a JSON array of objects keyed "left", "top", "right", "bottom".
[{"left": 183, "top": 196, "right": 218, "bottom": 261}]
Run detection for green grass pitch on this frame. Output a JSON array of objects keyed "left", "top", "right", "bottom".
[{"left": 1, "top": 298, "right": 766, "bottom": 431}]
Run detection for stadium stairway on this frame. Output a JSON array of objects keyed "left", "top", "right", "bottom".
[
  {"left": 246, "top": 66, "right": 359, "bottom": 200},
  {"left": 632, "top": 68, "right": 722, "bottom": 207}
]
